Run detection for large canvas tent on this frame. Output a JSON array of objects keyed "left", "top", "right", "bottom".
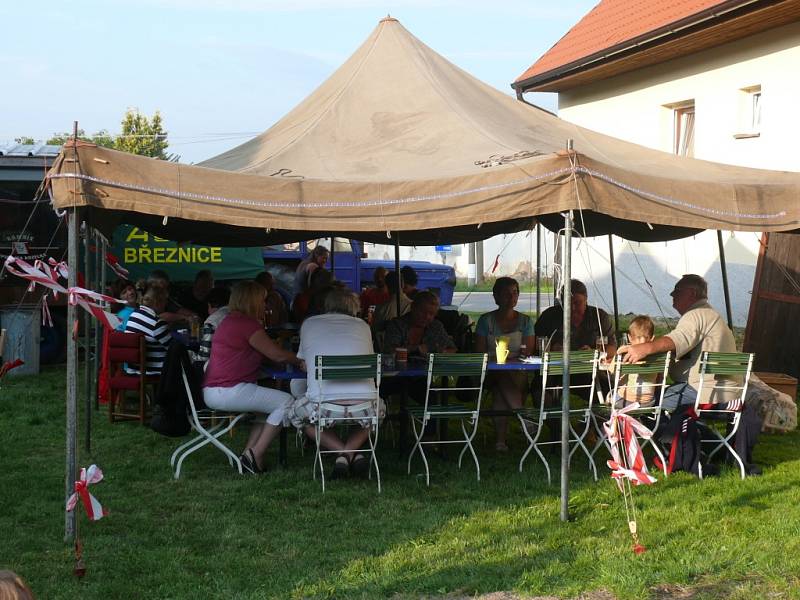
[
  {"left": 46, "top": 17, "right": 800, "bottom": 535},
  {"left": 48, "top": 17, "right": 800, "bottom": 245}
]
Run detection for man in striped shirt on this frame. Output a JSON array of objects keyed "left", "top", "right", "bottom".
[
  {"left": 195, "top": 286, "right": 231, "bottom": 365},
  {"left": 125, "top": 284, "right": 172, "bottom": 374}
]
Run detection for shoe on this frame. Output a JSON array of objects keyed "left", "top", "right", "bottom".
[
  {"left": 495, "top": 442, "right": 509, "bottom": 453},
  {"left": 239, "top": 448, "right": 262, "bottom": 475},
  {"left": 350, "top": 454, "right": 369, "bottom": 478},
  {"left": 745, "top": 464, "right": 763, "bottom": 476},
  {"left": 331, "top": 456, "right": 349, "bottom": 480}
]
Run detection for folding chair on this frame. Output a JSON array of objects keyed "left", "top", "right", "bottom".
[
  {"left": 170, "top": 362, "right": 248, "bottom": 479},
  {"left": 407, "top": 353, "right": 488, "bottom": 486},
  {"left": 694, "top": 351, "right": 754, "bottom": 480},
  {"left": 313, "top": 354, "right": 382, "bottom": 493},
  {"left": 590, "top": 352, "right": 672, "bottom": 475},
  {"left": 516, "top": 350, "right": 599, "bottom": 483}
]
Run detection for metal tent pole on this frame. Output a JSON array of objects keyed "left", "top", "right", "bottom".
[
  {"left": 608, "top": 234, "right": 620, "bottom": 341},
  {"left": 92, "top": 230, "right": 102, "bottom": 410},
  {"left": 561, "top": 210, "right": 573, "bottom": 523},
  {"left": 65, "top": 123, "right": 80, "bottom": 542},
  {"left": 717, "top": 231, "right": 734, "bottom": 330},
  {"left": 83, "top": 222, "right": 91, "bottom": 453},
  {"left": 394, "top": 234, "right": 401, "bottom": 315},
  {"left": 536, "top": 223, "right": 541, "bottom": 316},
  {"left": 329, "top": 236, "right": 335, "bottom": 272}
]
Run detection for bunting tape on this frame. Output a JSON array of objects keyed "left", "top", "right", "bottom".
[
  {"left": 66, "top": 465, "right": 107, "bottom": 521},
  {"left": 603, "top": 402, "right": 658, "bottom": 489}
]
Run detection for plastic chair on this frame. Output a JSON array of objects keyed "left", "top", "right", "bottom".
[
  {"left": 170, "top": 362, "right": 248, "bottom": 479},
  {"left": 590, "top": 352, "right": 672, "bottom": 475},
  {"left": 516, "top": 350, "right": 599, "bottom": 483},
  {"left": 106, "top": 330, "right": 159, "bottom": 424},
  {"left": 313, "top": 354, "right": 383, "bottom": 493},
  {"left": 694, "top": 351, "right": 754, "bottom": 480},
  {"left": 407, "top": 353, "right": 488, "bottom": 486}
]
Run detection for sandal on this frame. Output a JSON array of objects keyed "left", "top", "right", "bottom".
[
  {"left": 331, "top": 455, "right": 349, "bottom": 480},
  {"left": 239, "top": 448, "right": 261, "bottom": 475}
]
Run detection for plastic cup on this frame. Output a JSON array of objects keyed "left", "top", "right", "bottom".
[{"left": 495, "top": 337, "right": 510, "bottom": 364}]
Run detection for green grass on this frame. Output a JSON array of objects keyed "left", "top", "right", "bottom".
[{"left": 1, "top": 367, "right": 799, "bottom": 599}]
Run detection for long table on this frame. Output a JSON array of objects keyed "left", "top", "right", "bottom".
[{"left": 265, "top": 357, "right": 543, "bottom": 464}]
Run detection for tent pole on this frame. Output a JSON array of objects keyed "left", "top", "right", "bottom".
[
  {"left": 717, "top": 231, "right": 734, "bottom": 330},
  {"left": 92, "top": 230, "right": 102, "bottom": 411},
  {"left": 561, "top": 210, "right": 573, "bottom": 523},
  {"left": 536, "top": 224, "right": 541, "bottom": 316},
  {"left": 394, "top": 234, "right": 401, "bottom": 316},
  {"left": 608, "top": 234, "right": 620, "bottom": 341},
  {"left": 329, "top": 236, "right": 335, "bottom": 272},
  {"left": 65, "top": 123, "right": 80, "bottom": 542},
  {"left": 83, "top": 222, "right": 91, "bottom": 453}
]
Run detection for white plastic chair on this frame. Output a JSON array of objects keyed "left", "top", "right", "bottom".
[
  {"left": 694, "top": 351, "right": 754, "bottom": 480},
  {"left": 407, "top": 353, "right": 488, "bottom": 486},
  {"left": 312, "top": 354, "right": 382, "bottom": 493},
  {"left": 516, "top": 350, "right": 599, "bottom": 483},
  {"left": 170, "top": 363, "right": 248, "bottom": 479}
]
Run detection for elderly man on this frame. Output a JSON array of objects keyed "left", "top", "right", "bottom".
[
  {"left": 534, "top": 279, "right": 617, "bottom": 357},
  {"left": 618, "top": 274, "right": 761, "bottom": 475}
]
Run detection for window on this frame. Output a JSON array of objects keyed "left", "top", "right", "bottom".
[
  {"left": 673, "top": 103, "right": 695, "bottom": 157},
  {"left": 735, "top": 85, "right": 761, "bottom": 138}
]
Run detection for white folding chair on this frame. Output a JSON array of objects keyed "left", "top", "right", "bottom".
[
  {"left": 170, "top": 363, "right": 248, "bottom": 479},
  {"left": 407, "top": 353, "right": 488, "bottom": 486},
  {"left": 590, "top": 352, "right": 672, "bottom": 476},
  {"left": 313, "top": 354, "right": 382, "bottom": 493},
  {"left": 516, "top": 350, "right": 599, "bottom": 483},
  {"left": 694, "top": 351, "right": 754, "bottom": 480}
]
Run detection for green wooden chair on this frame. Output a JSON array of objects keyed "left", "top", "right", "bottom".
[
  {"left": 516, "top": 350, "right": 599, "bottom": 484},
  {"left": 313, "top": 354, "right": 382, "bottom": 492},
  {"left": 407, "top": 353, "right": 488, "bottom": 486},
  {"left": 694, "top": 351, "right": 754, "bottom": 480}
]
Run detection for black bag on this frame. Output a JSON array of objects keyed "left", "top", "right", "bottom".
[{"left": 150, "top": 341, "right": 202, "bottom": 437}]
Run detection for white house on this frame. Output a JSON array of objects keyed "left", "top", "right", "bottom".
[{"left": 511, "top": 0, "right": 800, "bottom": 325}]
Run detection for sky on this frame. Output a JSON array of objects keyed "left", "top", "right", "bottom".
[{"left": 0, "top": 0, "right": 597, "bottom": 163}]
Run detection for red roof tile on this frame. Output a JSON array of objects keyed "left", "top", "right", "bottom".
[{"left": 515, "top": 0, "right": 730, "bottom": 83}]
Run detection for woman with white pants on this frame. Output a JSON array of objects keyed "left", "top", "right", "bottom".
[{"left": 204, "top": 280, "right": 304, "bottom": 473}]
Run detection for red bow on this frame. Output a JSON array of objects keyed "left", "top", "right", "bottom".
[{"left": 66, "top": 465, "right": 107, "bottom": 521}]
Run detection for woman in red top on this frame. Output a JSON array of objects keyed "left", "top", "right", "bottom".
[{"left": 204, "top": 281, "right": 304, "bottom": 473}]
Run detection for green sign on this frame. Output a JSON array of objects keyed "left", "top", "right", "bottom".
[{"left": 111, "top": 225, "right": 265, "bottom": 282}]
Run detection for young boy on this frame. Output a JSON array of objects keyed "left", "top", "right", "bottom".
[{"left": 611, "top": 315, "right": 660, "bottom": 408}]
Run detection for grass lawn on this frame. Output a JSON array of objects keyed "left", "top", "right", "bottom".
[{"left": 1, "top": 367, "right": 799, "bottom": 599}]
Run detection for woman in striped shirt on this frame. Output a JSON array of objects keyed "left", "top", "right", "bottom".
[{"left": 124, "top": 284, "right": 172, "bottom": 374}]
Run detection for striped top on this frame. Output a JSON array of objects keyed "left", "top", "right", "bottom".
[{"left": 124, "top": 305, "right": 172, "bottom": 374}]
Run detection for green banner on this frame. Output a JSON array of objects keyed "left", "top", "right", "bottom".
[{"left": 111, "top": 225, "right": 264, "bottom": 282}]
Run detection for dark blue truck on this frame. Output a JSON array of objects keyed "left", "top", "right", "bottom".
[{"left": 263, "top": 239, "right": 456, "bottom": 305}]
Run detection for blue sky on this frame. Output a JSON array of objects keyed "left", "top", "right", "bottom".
[{"left": 1, "top": 0, "right": 596, "bottom": 163}]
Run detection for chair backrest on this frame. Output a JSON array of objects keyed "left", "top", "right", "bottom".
[
  {"left": 424, "top": 352, "right": 488, "bottom": 411},
  {"left": 610, "top": 352, "right": 672, "bottom": 409},
  {"left": 107, "top": 330, "right": 146, "bottom": 364},
  {"left": 314, "top": 354, "right": 382, "bottom": 403},
  {"left": 696, "top": 351, "right": 754, "bottom": 410},
  {"left": 539, "top": 350, "right": 599, "bottom": 408}
]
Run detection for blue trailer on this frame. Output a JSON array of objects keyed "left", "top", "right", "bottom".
[{"left": 263, "top": 239, "right": 456, "bottom": 305}]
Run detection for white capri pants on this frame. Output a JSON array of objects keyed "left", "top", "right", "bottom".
[{"left": 203, "top": 382, "right": 292, "bottom": 427}]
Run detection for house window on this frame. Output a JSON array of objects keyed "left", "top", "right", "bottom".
[
  {"left": 735, "top": 85, "right": 761, "bottom": 138},
  {"left": 673, "top": 103, "right": 695, "bottom": 157}
]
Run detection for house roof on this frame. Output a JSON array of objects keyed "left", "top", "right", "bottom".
[{"left": 514, "top": 0, "right": 800, "bottom": 92}]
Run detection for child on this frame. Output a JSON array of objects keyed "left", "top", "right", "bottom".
[{"left": 611, "top": 315, "right": 661, "bottom": 408}]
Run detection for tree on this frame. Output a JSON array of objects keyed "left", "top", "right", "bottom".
[
  {"left": 14, "top": 136, "right": 35, "bottom": 145},
  {"left": 46, "top": 129, "right": 115, "bottom": 148},
  {"left": 114, "top": 109, "right": 170, "bottom": 159}
]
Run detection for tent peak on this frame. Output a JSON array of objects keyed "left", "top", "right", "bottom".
[{"left": 379, "top": 15, "right": 398, "bottom": 23}]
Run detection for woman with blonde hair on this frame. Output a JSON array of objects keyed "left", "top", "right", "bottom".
[
  {"left": 204, "top": 280, "right": 304, "bottom": 473},
  {"left": 0, "top": 571, "right": 35, "bottom": 600}
]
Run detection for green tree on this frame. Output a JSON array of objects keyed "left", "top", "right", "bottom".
[
  {"left": 114, "top": 109, "right": 169, "bottom": 159},
  {"left": 14, "top": 136, "right": 35, "bottom": 145},
  {"left": 46, "top": 129, "right": 115, "bottom": 148}
]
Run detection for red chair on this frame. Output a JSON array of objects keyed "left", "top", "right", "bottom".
[{"left": 105, "top": 330, "right": 159, "bottom": 424}]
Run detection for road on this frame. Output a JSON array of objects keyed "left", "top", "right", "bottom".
[{"left": 450, "top": 292, "right": 554, "bottom": 314}]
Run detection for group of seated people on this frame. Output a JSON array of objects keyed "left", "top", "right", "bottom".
[{"left": 112, "top": 258, "right": 761, "bottom": 478}]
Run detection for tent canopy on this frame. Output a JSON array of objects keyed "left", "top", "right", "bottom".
[{"left": 48, "top": 17, "right": 800, "bottom": 245}]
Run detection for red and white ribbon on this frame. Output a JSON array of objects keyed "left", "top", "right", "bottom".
[
  {"left": 66, "top": 465, "right": 108, "bottom": 521},
  {"left": 4, "top": 256, "right": 122, "bottom": 330},
  {"left": 104, "top": 251, "right": 130, "bottom": 279},
  {"left": 604, "top": 403, "right": 657, "bottom": 488}
]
